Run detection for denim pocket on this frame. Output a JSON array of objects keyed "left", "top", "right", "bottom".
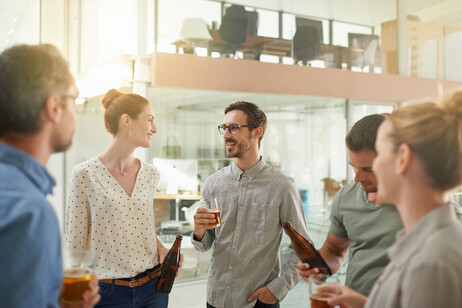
[{"left": 98, "top": 282, "right": 114, "bottom": 295}]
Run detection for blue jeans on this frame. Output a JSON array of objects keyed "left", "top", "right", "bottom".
[{"left": 96, "top": 269, "right": 168, "bottom": 308}]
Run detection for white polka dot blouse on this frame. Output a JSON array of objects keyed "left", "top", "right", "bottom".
[{"left": 65, "top": 157, "right": 160, "bottom": 279}]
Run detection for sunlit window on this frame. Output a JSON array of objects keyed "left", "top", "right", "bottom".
[
  {"left": 332, "top": 21, "right": 373, "bottom": 47},
  {"left": 0, "top": 0, "right": 40, "bottom": 52}
]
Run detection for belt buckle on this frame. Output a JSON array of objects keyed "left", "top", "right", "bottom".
[{"left": 129, "top": 278, "right": 136, "bottom": 288}]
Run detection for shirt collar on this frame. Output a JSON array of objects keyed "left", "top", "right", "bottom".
[
  {"left": 0, "top": 142, "right": 56, "bottom": 195},
  {"left": 388, "top": 203, "right": 457, "bottom": 268},
  {"left": 231, "top": 157, "right": 266, "bottom": 181}
]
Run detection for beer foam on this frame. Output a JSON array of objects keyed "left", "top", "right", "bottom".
[
  {"left": 65, "top": 268, "right": 91, "bottom": 278},
  {"left": 310, "top": 293, "right": 335, "bottom": 301}
]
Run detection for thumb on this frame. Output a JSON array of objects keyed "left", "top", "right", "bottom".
[{"left": 328, "top": 294, "right": 351, "bottom": 308}]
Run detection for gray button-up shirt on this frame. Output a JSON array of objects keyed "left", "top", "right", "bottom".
[
  {"left": 366, "top": 203, "right": 462, "bottom": 308},
  {"left": 192, "top": 158, "right": 310, "bottom": 308}
]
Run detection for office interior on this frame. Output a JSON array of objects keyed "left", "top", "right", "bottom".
[{"left": 2, "top": 0, "right": 462, "bottom": 306}]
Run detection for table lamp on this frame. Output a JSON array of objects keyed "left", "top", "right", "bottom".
[{"left": 179, "top": 18, "right": 212, "bottom": 54}]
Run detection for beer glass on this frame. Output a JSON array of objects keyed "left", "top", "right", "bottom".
[
  {"left": 200, "top": 196, "right": 221, "bottom": 227},
  {"left": 308, "top": 274, "right": 340, "bottom": 308},
  {"left": 61, "top": 250, "right": 96, "bottom": 304}
]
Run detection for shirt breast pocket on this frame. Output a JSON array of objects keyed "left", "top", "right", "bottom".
[{"left": 248, "top": 201, "right": 279, "bottom": 241}]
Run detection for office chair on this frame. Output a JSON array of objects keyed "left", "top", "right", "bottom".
[
  {"left": 348, "top": 33, "right": 379, "bottom": 72},
  {"left": 292, "top": 18, "right": 323, "bottom": 65},
  {"left": 293, "top": 26, "right": 322, "bottom": 65},
  {"left": 246, "top": 10, "right": 259, "bottom": 36},
  {"left": 363, "top": 39, "right": 378, "bottom": 72},
  {"left": 217, "top": 4, "right": 248, "bottom": 57}
]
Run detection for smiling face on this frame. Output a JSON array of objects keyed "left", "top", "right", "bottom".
[
  {"left": 348, "top": 149, "right": 378, "bottom": 193},
  {"left": 373, "top": 120, "right": 400, "bottom": 204},
  {"left": 223, "top": 110, "right": 256, "bottom": 159},
  {"left": 128, "top": 104, "right": 156, "bottom": 148}
]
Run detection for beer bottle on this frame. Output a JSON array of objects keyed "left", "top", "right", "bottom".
[
  {"left": 283, "top": 222, "right": 332, "bottom": 275},
  {"left": 156, "top": 235, "right": 183, "bottom": 293}
]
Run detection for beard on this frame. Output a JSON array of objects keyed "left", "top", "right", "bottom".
[
  {"left": 225, "top": 137, "right": 251, "bottom": 158},
  {"left": 52, "top": 131, "right": 74, "bottom": 153},
  {"left": 54, "top": 139, "right": 73, "bottom": 153}
]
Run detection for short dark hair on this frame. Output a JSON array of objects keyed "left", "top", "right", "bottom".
[
  {"left": 225, "top": 101, "right": 267, "bottom": 147},
  {"left": 346, "top": 113, "right": 388, "bottom": 152},
  {"left": 0, "top": 44, "right": 74, "bottom": 137}
]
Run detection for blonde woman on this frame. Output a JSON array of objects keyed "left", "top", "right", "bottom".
[
  {"left": 318, "top": 91, "right": 462, "bottom": 308},
  {"left": 66, "top": 89, "right": 182, "bottom": 307}
]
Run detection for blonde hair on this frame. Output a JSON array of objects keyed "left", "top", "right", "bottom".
[
  {"left": 102, "top": 89, "right": 150, "bottom": 135},
  {"left": 388, "top": 90, "right": 462, "bottom": 190}
]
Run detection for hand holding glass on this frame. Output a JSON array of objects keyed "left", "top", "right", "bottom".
[
  {"left": 309, "top": 274, "right": 340, "bottom": 308},
  {"left": 61, "top": 250, "right": 97, "bottom": 304},
  {"left": 200, "top": 196, "right": 221, "bottom": 227}
]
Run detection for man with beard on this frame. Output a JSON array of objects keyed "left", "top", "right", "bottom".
[
  {"left": 0, "top": 44, "right": 100, "bottom": 307},
  {"left": 192, "top": 101, "right": 309, "bottom": 308},
  {"left": 297, "top": 114, "right": 403, "bottom": 296}
]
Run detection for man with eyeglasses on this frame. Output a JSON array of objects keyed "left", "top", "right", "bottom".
[
  {"left": 0, "top": 44, "right": 99, "bottom": 307},
  {"left": 192, "top": 101, "right": 310, "bottom": 308}
]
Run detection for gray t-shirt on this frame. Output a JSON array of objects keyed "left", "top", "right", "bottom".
[{"left": 329, "top": 182, "right": 403, "bottom": 296}]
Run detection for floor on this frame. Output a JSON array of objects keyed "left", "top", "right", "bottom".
[
  {"left": 169, "top": 279, "right": 312, "bottom": 308},
  {"left": 169, "top": 280, "right": 207, "bottom": 308}
]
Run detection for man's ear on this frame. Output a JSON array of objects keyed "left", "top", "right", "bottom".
[
  {"left": 253, "top": 126, "right": 263, "bottom": 140},
  {"left": 43, "top": 95, "right": 63, "bottom": 123},
  {"left": 396, "top": 143, "right": 412, "bottom": 175}
]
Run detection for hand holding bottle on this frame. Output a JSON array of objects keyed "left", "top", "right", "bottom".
[
  {"left": 156, "top": 235, "right": 183, "bottom": 294},
  {"left": 159, "top": 246, "right": 184, "bottom": 277},
  {"left": 297, "top": 261, "right": 322, "bottom": 282},
  {"left": 283, "top": 222, "right": 332, "bottom": 277}
]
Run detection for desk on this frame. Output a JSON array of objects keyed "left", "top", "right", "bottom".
[
  {"left": 172, "top": 29, "right": 292, "bottom": 59},
  {"left": 154, "top": 194, "right": 201, "bottom": 226},
  {"left": 172, "top": 29, "right": 358, "bottom": 68},
  {"left": 208, "top": 29, "right": 291, "bottom": 59}
]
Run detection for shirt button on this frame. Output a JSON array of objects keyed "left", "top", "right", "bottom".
[
  {"left": 236, "top": 226, "right": 240, "bottom": 230},
  {"left": 229, "top": 266, "right": 232, "bottom": 270},
  {"left": 239, "top": 207, "right": 242, "bottom": 210},
  {"left": 241, "top": 186, "right": 245, "bottom": 190},
  {"left": 233, "top": 245, "right": 236, "bottom": 249},
  {"left": 226, "top": 285, "right": 230, "bottom": 289}
]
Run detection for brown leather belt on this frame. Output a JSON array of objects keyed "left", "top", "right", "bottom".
[{"left": 100, "top": 267, "right": 161, "bottom": 288}]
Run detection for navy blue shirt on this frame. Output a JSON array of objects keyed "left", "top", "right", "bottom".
[{"left": 0, "top": 143, "right": 62, "bottom": 307}]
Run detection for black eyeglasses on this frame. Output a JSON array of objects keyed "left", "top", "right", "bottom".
[
  {"left": 60, "top": 94, "right": 87, "bottom": 105},
  {"left": 218, "top": 123, "right": 257, "bottom": 135}
]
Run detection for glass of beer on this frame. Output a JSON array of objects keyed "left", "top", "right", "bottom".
[
  {"left": 61, "top": 250, "right": 96, "bottom": 304},
  {"left": 200, "top": 196, "right": 221, "bottom": 227},
  {"left": 308, "top": 274, "right": 340, "bottom": 308}
]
